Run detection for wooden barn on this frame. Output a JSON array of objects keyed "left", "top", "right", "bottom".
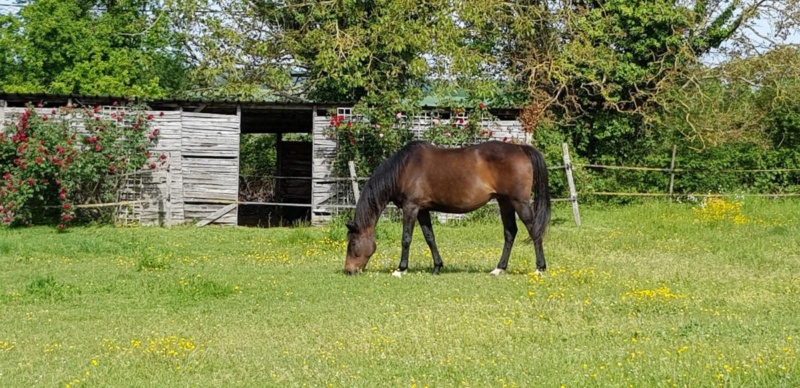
[{"left": 1, "top": 94, "right": 530, "bottom": 227}]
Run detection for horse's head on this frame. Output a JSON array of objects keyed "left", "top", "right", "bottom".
[{"left": 344, "top": 221, "right": 376, "bottom": 275}]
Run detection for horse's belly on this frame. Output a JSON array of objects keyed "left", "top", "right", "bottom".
[{"left": 426, "top": 192, "right": 493, "bottom": 213}]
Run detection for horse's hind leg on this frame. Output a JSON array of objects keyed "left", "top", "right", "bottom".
[
  {"left": 491, "top": 199, "right": 518, "bottom": 275},
  {"left": 512, "top": 199, "right": 547, "bottom": 274},
  {"left": 417, "top": 210, "right": 444, "bottom": 274}
]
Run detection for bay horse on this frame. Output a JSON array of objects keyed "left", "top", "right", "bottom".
[{"left": 344, "top": 140, "right": 551, "bottom": 276}]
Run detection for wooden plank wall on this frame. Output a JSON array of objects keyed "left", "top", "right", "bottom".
[
  {"left": 142, "top": 110, "right": 184, "bottom": 226},
  {"left": 181, "top": 111, "right": 240, "bottom": 226},
  {"left": 311, "top": 107, "right": 339, "bottom": 225}
]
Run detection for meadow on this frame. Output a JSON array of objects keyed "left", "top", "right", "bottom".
[{"left": 0, "top": 198, "right": 798, "bottom": 387}]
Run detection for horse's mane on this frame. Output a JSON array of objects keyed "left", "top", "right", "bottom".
[{"left": 354, "top": 141, "right": 429, "bottom": 229}]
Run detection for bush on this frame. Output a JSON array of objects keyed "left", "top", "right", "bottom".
[{"left": 0, "top": 104, "right": 160, "bottom": 228}]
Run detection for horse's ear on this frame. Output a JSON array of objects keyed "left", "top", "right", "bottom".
[{"left": 345, "top": 221, "right": 358, "bottom": 233}]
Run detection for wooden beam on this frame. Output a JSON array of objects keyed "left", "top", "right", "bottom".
[{"left": 195, "top": 203, "right": 238, "bottom": 227}]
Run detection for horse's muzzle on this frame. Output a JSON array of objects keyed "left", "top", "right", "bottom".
[{"left": 344, "top": 268, "right": 359, "bottom": 276}]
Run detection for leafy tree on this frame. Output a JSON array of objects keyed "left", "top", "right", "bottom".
[
  {"left": 0, "top": 0, "right": 188, "bottom": 97},
  {"left": 167, "top": 0, "right": 493, "bottom": 103}
]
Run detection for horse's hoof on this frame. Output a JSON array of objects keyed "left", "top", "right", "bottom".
[
  {"left": 535, "top": 269, "right": 545, "bottom": 276},
  {"left": 392, "top": 270, "right": 406, "bottom": 278},
  {"left": 489, "top": 268, "right": 505, "bottom": 276}
]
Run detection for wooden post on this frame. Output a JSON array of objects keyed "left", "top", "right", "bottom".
[
  {"left": 668, "top": 145, "right": 677, "bottom": 200},
  {"left": 562, "top": 142, "right": 581, "bottom": 227},
  {"left": 0, "top": 99, "right": 6, "bottom": 127},
  {"left": 165, "top": 154, "right": 172, "bottom": 228},
  {"left": 348, "top": 161, "right": 360, "bottom": 203}
]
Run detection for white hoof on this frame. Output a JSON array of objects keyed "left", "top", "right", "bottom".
[
  {"left": 392, "top": 270, "right": 406, "bottom": 278},
  {"left": 534, "top": 269, "right": 544, "bottom": 276},
  {"left": 490, "top": 268, "right": 505, "bottom": 276}
]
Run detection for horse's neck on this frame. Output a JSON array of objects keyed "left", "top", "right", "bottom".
[{"left": 354, "top": 187, "right": 390, "bottom": 230}]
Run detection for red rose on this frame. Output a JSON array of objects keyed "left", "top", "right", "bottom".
[
  {"left": 149, "top": 163, "right": 157, "bottom": 169},
  {"left": 160, "top": 154, "right": 167, "bottom": 160},
  {"left": 63, "top": 203, "right": 71, "bottom": 210}
]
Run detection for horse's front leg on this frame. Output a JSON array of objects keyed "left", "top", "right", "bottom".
[
  {"left": 394, "top": 205, "right": 419, "bottom": 277},
  {"left": 417, "top": 210, "right": 444, "bottom": 274}
]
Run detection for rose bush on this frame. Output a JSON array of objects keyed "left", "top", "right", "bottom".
[{"left": 0, "top": 103, "right": 161, "bottom": 229}]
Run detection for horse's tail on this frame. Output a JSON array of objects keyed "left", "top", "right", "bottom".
[{"left": 523, "top": 145, "right": 551, "bottom": 242}]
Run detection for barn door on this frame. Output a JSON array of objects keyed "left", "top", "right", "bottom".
[{"left": 181, "top": 111, "right": 240, "bottom": 225}]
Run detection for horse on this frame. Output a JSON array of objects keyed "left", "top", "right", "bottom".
[{"left": 343, "top": 140, "right": 551, "bottom": 276}]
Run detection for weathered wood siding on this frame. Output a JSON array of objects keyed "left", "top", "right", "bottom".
[
  {"left": 180, "top": 111, "right": 240, "bottom": 226},
  {"left": 143, "top": 111, "right": 183, "bottom": 225},
  {"left": 311, "top": 107, "right": 339, "bottom": 225}
]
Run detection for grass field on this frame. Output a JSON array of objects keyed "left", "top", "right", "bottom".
[{"left": 0, "top": 199, "right": 798, "bottom": 387}]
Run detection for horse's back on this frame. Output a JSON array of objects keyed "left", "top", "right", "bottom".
[{"left": 397, "top": 141, "right": 534, "bottom": 211}]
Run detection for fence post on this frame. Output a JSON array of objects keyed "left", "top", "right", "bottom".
[
  {"left": 165, "top": 154, "right": 173, "bottom": 228},
  {"left": 348, "top": 161, "right": 360, "bottom": 203},
  {"left": 562, "top": 142, "right": 581, "bottom": 227},
  {"left": 668, "top": 145, "right": 677, "bottom": 200},
  {"left": 0, "top": 99, "right": 5, "bottom": 125}
]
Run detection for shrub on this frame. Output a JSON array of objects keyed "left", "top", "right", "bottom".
[{"left": 0, "top": 103, "right": 160, "bottom": 228}]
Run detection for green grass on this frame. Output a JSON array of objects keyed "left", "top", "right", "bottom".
[{"left": 0, "top": 199, "right": 798, "bottom": 387}]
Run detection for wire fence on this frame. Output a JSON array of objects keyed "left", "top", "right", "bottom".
[{"left": 27, "top": 145, "right": 797, "bottom": 227}]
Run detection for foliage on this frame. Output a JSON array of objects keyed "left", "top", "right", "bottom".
[
  {"left": 0, "top": 0, "right": 188, "bottom": 97},
  {"left": 239, "top": 134, "right": 277, "bottom": 178},
  {"left": 323, "top": 104, "right": 415, "bottom": 177},
  {"left": 165, "top": 0, "right": 535, "bottom": 102},
  {"left": 0, "top": 104, "right": 160, "bottom": 228}
]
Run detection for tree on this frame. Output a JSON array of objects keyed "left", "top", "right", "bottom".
[
  {"left": 168, "top": 0, "right": 499, "bottom": 103},
  {"left": 0, "top": 0, "right": 188, "bottom": 97}
]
